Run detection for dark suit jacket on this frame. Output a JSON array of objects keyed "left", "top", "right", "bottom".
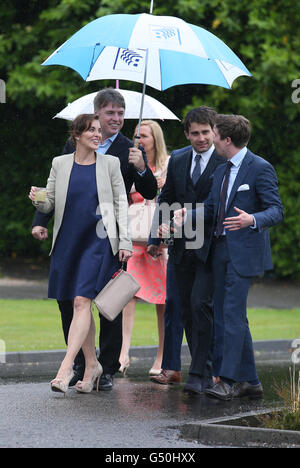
[
  {"left": 33, "top": 132, "right": 157, "bottom": 228},
  {"left": 195, "top": 149, "right": 283, "bottom": 277},
  {"left": 150, "top": 145, "right": 224, "bottom": 265}
]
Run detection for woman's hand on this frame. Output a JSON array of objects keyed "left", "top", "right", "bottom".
[
  {"left": 29, "top": 186, "right": 38, "bottom": 202},
  {"left": 147, "top": 244, "right": 161, "bottom": 259},
  {"left": 156, "top": 177, "right": 165, "bottom": 190},
  {"left": 119, "top": 249, "right": 132, "bottom": 263}
]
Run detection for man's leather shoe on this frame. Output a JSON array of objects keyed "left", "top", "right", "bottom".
[
  {"left": 151, "top": 370, "right": 181, "bottom": 385},
  {"left": 98, "top": 373, "right": 114, "bottom": 391},
  {"left": 233, "top": 382, "right": 263, "bottom": 399},
  {"left": 69, "top": 365, "right": 84, "bottom": 387},
  {"left": 205, "top": 380, "right": 234, "bottom": 401},
  {"left": 183, "top": 375, "right": 213, "bottom": 395}
]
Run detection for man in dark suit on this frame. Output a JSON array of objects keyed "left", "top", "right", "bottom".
[
  {"left": 176, "top": 114, "right": 283, "bottom": 400},
  {"left": 150, "top": 107, "right": 224, "bottom": 393},
  {"left": 32, "top": 88, "right": 157, "bottom": 390}
]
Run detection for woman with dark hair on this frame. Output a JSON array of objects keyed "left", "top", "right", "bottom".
[{"left": 29, "top": 114, "right": 132, "bottom": 395}]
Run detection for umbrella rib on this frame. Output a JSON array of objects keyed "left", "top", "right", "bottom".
[{"left": 88, "top": 43, "right": 101, "bottom": 79}]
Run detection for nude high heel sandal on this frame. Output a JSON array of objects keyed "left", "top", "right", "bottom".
[
  {"left": 51, "top": 369, "right": 75, "bottom": 396},
  {"left": 75, "top": 362, "right": 103, "bottom": 393},
  {"left": 119, "top": 358, "right": 130, "bottom": 376}
]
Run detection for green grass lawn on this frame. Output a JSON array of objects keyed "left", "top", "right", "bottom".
[{"left": 0, "top": 299, "right": 300, "bottom": 352}]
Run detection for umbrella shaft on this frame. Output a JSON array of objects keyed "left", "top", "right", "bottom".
[{"left": 135, "top": 48, "right": 149, "bottom": 147}]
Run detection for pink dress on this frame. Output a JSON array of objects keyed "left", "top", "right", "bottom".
[{"left": 127, "top": 163, "right": 168, "bottom": 305}]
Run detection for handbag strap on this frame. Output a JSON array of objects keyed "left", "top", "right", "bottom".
[
  {"left": 112, "top": 262, "right": 126, "bottom": 278},
  {"left": 91, "top": 262, "right": 126, "bottom": 312}
]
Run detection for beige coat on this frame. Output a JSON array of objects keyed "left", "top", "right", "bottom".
[{"left": 35, "top": 153, "right": 132, "bottom": 256}]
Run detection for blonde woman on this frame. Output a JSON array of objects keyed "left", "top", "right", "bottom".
[{"left": 119, "top": 120, "right": 170, "bottom": 375}]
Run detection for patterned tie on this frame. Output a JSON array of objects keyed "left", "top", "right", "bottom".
[
  {"left": 215, "top": 160, "right": 233, "bottom": 237},
  {"left": 191, "top": 154, "right": 201, "bottom": 186}
]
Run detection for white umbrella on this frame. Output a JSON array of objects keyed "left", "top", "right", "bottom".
[{"left": 53, "top": 88, "right": 180, "bottom": 121}]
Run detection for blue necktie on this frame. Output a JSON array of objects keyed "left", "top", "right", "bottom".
[
  {"left": 191, "top": 154, "right": 201, "bottom": 186},
  {"left": 215, "top": 160, "right": 233, "bottom": 237}
]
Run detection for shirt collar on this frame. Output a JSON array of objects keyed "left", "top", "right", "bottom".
[
  {"left": 192, "top": 144, "right": 215, "bottom": 160},
  {"left": 229, "top": 146, "right": 247, "bottom": 167},
  {"left": 99, "top": 132, "right": 119, "bottom": 147}
]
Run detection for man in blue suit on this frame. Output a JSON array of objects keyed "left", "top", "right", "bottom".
[{"left": 175, "top": 114, "right": 283, "bottom": 400}]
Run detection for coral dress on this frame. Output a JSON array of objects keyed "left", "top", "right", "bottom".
[{"left": 126, "top": 163, "right": 168, "bottom": 305}]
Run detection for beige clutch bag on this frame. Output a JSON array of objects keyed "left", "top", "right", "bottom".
[{"left": 93, "top": 267, "right": 141, "bottom": 321}]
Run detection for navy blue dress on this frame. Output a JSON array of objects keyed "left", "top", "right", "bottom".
[{"left": 48, "top": 162, "right": 120, "bottom": 300}]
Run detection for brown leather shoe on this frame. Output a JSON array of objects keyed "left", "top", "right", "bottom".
[{"left": 150, "top": 369, "right": 181, "bottom": 385}]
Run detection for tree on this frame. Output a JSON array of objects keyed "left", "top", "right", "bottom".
[{"left": 1, "top": 0, "right": 300, "bottom": 276}]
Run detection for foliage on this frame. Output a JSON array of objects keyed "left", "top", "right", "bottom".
[
  {"left": 1, "top": 0, "right": 300, "bottom": 276},
  {"left": 0, "top": 299, "right": 179, "bottom": 351},
  {"left": 1, "top": 299, "right": 299, "bottom": 351},
  {"left": 260, "top": 365, "right": 300, "bottom": 431}
]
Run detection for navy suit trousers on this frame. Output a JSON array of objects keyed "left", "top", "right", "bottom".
[
  {"left": 212, "top": 237, "right": 258, "bottom": 382},
  {"left": 161, "top": 260, "right": 184, "bottom": 371}
]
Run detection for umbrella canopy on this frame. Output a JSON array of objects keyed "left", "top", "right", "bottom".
[
  {"left": 53, "top": 88, "right": 180, "bottom": 121},
  {"left": 43, "top": 13, "right": 251, "bottom": 90}
]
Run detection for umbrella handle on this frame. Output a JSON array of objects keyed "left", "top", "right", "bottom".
[{"left": 134, "top": 135, "right": 140, "bottom": 148}]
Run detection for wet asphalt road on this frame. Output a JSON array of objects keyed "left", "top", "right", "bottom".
[
  {"left": 0, "top": 357, "right": 291, "bottom": 449},
  {"left": 0, "top": 263, "right": 299, "bottom": 449}
]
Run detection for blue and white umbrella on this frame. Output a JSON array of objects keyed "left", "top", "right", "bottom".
[
  {"left": 43, "top": 13, "right": 251, "bottom": 91},
  {"left": 43, "top": 13, "right": 251, "bottom": 139}
]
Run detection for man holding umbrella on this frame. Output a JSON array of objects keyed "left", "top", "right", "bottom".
[{"left": 32, "top": 88, "right": 157, "bottom": 391}]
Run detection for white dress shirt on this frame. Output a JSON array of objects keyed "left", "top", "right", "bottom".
[{"left": 190, "top": 144, "right": 215, "bottom": 178}]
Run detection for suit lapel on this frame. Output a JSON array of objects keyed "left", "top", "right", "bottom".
[
  {"left": 226, "top": 150, "right": 253, "bottom": 212},
  {"left": 213, "top": 163, "right": 227, "bottom": 217},
  {"left": 195, "top": 150, "right": 223, "bottom": 196},
  {"left": 178, "top": 147, "right": 193, "bottom": 196},
  {"left": 105, "top": 133, "right": 123, "bottom": 156}
]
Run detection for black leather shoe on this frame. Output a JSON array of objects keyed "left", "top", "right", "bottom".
[
  {"left": 233, "top": 382, "right": 263, "bottom": 399},
  {"left": 69, "top": 365, "right": 85, "bottom": 387},
  {"left": 205, "top": 380, "right": 234, "bottom": 401},
  {"left": 98, "top": 373, "right": 114, "bottom": 391},
  {"left": 183, "top": 375, "right": 213, "bottom": 395}
]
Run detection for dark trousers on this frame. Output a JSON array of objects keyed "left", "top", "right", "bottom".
[
  {"left": 212, "top": 238, "right": 258, "bottom": 382},
  {"left": 57, "top": 300, "right": 122, "bottom": 375},
  {"left": 161, "top": 260, "right": 184, "bottom": 371},
  {"left": 174, "top": 250, "right": 214, "bottom": 378}
]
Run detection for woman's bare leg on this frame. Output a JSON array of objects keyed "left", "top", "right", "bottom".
[
  {"left": 119, "top": 297, "right": 137, "bottom": 367},
  {"left": 54, "top": 296, "right": 97, "bottom": 379},
  {"left": 151, "top": 304, "right": 165, "bottom": 371}
]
